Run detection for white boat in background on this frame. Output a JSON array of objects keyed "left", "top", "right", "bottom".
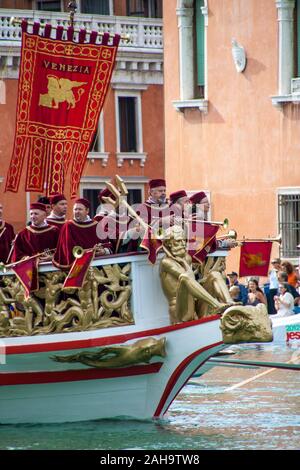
[{"left": 271, "top": 314, "right": 300, "bottom": 344}]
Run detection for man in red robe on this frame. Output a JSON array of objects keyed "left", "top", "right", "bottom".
[
  {"left": 53, "top": 198, "right": 112, "bottom": 269},
  {"left": 10, "top": 203, "right": 59, "bottom": 263},
  {"left": 46, "top": 194, "right": 68, "bottom": 232},
  {"left": 0, "top": 202, "right": 15, "bottom": 264},
  {"left": 118, "top": 179, "right": 173, "bottom": 252}
]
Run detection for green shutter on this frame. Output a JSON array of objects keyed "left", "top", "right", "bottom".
[
  {"left": 195, "top": 0, "right": 205, "bottom": 86},
  {"left": 297, "top": 0, "right": 300, "bottom": 77}
]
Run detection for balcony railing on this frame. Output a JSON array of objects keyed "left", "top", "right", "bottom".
[{"left": 0, "top": 9, "right": 163, "bottom": 52}]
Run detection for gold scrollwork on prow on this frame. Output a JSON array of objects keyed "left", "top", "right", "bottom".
[
  {"left": 0, "top": 264, "right": 133, "bottom": 337},
  {"left": 220, "top": 303, "right": 273, "bottom": 344},
  {"left": 50, "top": 337, "right": 166, "bottom": 369}
]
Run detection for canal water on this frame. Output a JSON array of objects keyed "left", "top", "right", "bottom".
[{"left": 0, "top": 343, "right": 299, "bottom": 450}]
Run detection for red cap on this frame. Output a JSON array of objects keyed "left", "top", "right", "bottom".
[
  {"left": 189, "top": 191, "right": 207, "bottom": 204},
  {"left": 30, "top": 202, "right": 47, "bottom": 212},
  {"left": 169, "top": 190, "right": 188, "bottom": 204},
  {"left": 50, "top": 194, "right": 66, "bottom": 205},
  {"left": 74, "top": 198, "right": 90, "bottom": 209},
  {"left": 149, "top": 179, "right": 166, "bottom": 189},
  {"left": 98, "top": 188, "right": 114, "bottom": 201}
]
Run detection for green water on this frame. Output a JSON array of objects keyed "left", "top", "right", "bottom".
[{"left": 0, "top": 344, "right": 299, "bottom": 450}]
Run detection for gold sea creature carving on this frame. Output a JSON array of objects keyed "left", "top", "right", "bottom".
[
  {"left": 0, "top": 263, "right": 133, "bottom": 337},
  {"left": 51, "top": 337, "right": 166, "bottom": 369},
  {"left": 39, "top": 75, "right": 87, "bottom": 109},
  {"left": 220, "top": 303, "right": 273, "bottom": 344}
]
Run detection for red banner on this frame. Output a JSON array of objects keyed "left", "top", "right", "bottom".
[
  {"left": 5, "top": 22, "right": 119, "bottom": 198},
  {"left": 63, "top": 248, "right": 94, "bottom": 289},
  {"left": 187, "top": 221, "right": 219, "bottom": 263},
  {"left": 10, "top": 257, "right": 39, "bottom": 298},
  {"left": 239, "top": 241, "right": 272, "bottom": 277},
  {"left": 140, "top": 228, "right": 163, "bottom": 264}
]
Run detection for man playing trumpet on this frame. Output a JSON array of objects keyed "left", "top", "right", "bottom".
[
  {"left": 10, "top": 203, "right": 59, "bottom": 262},
  {"left": 53, "top": 198, "right": 112, "bottom": 269}
]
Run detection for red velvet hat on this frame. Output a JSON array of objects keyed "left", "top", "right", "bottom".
[
  {"left": 149, "top": 179, "right": 166, "bottom": 189},
  {"left": 169, "top": 190, "right": 188, "bottom": 204},
  {"left": 98, "top": 188, "right": 114, "bottom": 201},
  {"left": 30, "top": 202, "right": 47, "bottom": 212},
  {"left": 50, "top": 194, "right": 66, "bottom": 205},
  {"left": 74, "top": 198, "right": 90, "bottom": 209},
  {"left": 189, "top": 191, "right": 207, "bottom": 204}
]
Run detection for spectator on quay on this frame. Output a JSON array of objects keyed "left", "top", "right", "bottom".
[
  {"left": 267, "top": 258, "right": 281, "bottom": 315},
  {"left": 281, "top": 261, "right": 299, "bottom": 288},
  {"left": 246, "top": 278, "right": 267, "bottom": 306},
  {"left": 227, "top": 272, "right": 248, "bottom": 305},
  {"left": 277, "top": 271, "right": 300, "bottom": 305},
  {"left": 229, "top": 285, "right": 241, "bottom": 303},
  {"left": 273, "top": 283, "right": 295, "bottom": 318}
]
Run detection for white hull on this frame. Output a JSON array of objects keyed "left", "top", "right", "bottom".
[{"left": 0, "top": 317, "right": 223, "bottom": 424}]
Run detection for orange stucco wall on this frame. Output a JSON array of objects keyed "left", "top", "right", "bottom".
[{"left": 163, "top": 0, "right": 300, "bottom": 272}]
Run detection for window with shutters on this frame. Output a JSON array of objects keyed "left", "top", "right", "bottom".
[
  {"left": 278, "top": 191, "right": 300, "bottom": 259},
  {"left": 79, "top": 0, "right": 111, "bottom": 15},
  {"left": 36, "top": 0, "right": 62, "bottom": 11},
  {"left": 115, "top": 90, "right": 147, "bottom": 168},
  {"left": 173, "top": 0, "right": 208, "bottom": 113},
  {"left": 195, "top": 0, "right": 205, "bottom": 98},
  {"left": 296, "top": 0, "right": 300, "bottom": 77},
  {"left": 126, "top": 0, "right": 162, "bottom": 18},
  {"left": 88, "top": 112, "right": 109, "bottom": 167}
]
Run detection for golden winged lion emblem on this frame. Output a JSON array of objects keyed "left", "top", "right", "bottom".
[
  {"left": 39, "top": 75, "right": 87, "bottom": 109},
  {"left": 242, "top": 253, "right": 267, "bottom": 268}
]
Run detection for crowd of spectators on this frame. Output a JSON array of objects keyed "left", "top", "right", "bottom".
[{"left": 226, "top": 258, "right": 300, "bottom": 317}]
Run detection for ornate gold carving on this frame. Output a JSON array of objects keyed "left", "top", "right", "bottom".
[
  {"left": 0, "top": 263, "right": 133, "bottom": 337},
  {"left": 51, "top": 337, "right": 166, "bottom": 369},
  {"left": 193, "top": 256, "right": 234, "bottom": 317},
  {"left": 159, "top": 226, "right": 231, "bottom": 324},
  {"left": 39, "top": 75, "right": 87, "bottom": 109},
  {"left": 220, "top": 303, "right": 273, "bottom": 344}
]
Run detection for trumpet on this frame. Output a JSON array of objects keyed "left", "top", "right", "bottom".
[
  {"left": 72, "top": 245, "right": 84, "bottom": 259},
  {"left": 217, "top": 229, "right": 237, "bottom": 240},
  {"left": 191, "top": 217, "right": 229, "bottom": 229},
  {"left": 237, "top": 234, "right": 282, "bottom": 244},
  {"left": 72, "top": 243, "right": 106, "bottom": 259}
]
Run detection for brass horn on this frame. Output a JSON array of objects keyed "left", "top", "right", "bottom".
[
  {"left": 238, "top": 234, "right": 282, "bottom": 244},
  {"left": 202, "top": 218, "right": 229, "bottom": 229},
  {"left": 72, "top": 245, "right": 84, "bottom": 258},
  {"left": 218, "top": 229, "right": 237, "bottom": 240}
]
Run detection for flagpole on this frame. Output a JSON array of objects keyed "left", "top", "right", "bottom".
[{"left": 4, "top": 249, "right": 56, "bottom": 269}]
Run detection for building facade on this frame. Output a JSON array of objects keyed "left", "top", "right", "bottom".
[
  {"left": 0, "top": 0, "right": 164, "bottom": 230},
  {"left": 164, "top": 0, "right": 300, "bottom": 270}
]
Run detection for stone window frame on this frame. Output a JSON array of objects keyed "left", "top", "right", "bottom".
[
  {"left": 173, "top": 0, "right": 208, "bottom": 114},
  {"left": 114, "top": 89, "right": 147, "bottom": 168}
]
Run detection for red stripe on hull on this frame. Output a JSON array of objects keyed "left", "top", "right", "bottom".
[
  {"left": 0, "top": 362, "right": 163, "bottom": 386},
  {"left": 154, "top": 342, "right": 223, "bottom": 417},
  {"left": 4, "top": 315, "right": 220, "bottom": 355}
]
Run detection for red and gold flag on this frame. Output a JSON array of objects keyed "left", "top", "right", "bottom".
[
  {"left": 5, "top": 21, "right": 120, "bottom": 198},
  {"left": 63, "top": 248, "right": 94, "bottom": 289},
  {"left": 10, "top": 257, "right": 39, "bottom": 298},
  {"left": 239, "top": 241, "right": 272, "bottom": 277},
  {"left": 187, "top": 220, "right": 219, "bottom": 263},
  {"left": 140, "top": 228, "right": 163, "bottom": 264}
]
